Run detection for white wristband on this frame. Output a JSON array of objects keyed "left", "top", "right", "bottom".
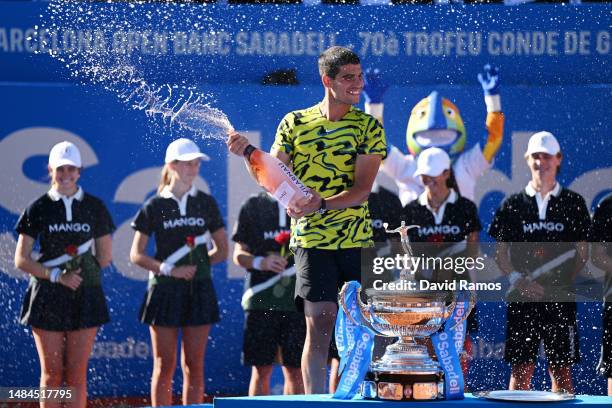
[
  {"left": 49, "top": 267, "right": 62, "bottom": 283},
  {"left": 252, "top": 256, "right": 264, "bottom": 271},
  {"left": 508, "top": 271, "right": 523, "bottom": 286},
  {"left": 365, "top": 102, "right": 384, "bottom": 119},
  {"left": 484, "top": 94, "right": 502, "bottom": 112},
  {"left": 159, "top": 262, "right": 174, "bottom": 276}
]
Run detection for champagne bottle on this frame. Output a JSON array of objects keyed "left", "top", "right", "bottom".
[{"left": 243, "top": 145, "right": 311, "bottom": 208}]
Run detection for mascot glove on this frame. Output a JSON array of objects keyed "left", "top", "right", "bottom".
[
  {"left": 478, "top": 64, "right": 501, "bottom": 96},
  {"left": 363, "top": 68, "right": 389, "bottom": 104}
]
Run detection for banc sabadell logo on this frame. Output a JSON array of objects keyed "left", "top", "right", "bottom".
[{"left": 1, "top": 127, "right": 611, "bottom": 283}]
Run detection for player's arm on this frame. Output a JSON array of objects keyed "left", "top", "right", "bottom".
[
  {"left": 289, "top": 153, "right": 383, "bottom": 218},
  {"left": 270, "top": 147, "right": 292, "bottom": 168},
  {"left": 327, "top": 154, "right": 383, "bottom": 209},
  {"left": 478, "top": 64, "right": 504, "bottom": 163}
]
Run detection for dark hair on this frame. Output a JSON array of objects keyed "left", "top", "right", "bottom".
[
  {"left": 446, "top": 168, "right": 461, "bottom": 196},
  {"left": 318, "top": 46, "right": 360, "bottom": 79}
]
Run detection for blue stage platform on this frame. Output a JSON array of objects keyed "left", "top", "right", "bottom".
[{"left": 213, "top": 394, "right": 611, "bottom": 408}]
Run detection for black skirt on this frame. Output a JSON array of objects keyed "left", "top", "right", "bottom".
[
  {"left": 20, "top": 278, "right": 110, "bottom": 331},
  {"left": 139, "top": 278, "right": 220, "bottom": 327}
]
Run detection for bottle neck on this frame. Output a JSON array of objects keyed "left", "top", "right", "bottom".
[{"left": 243, "top": 144, "right": 256, "bottom": 160}]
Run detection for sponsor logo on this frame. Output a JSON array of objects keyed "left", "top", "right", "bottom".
[
  {"left": 163, "top": 217, "right": 205, "bottom": 229},
  {"left": 418, "top": 225, "right": 461, "bottom": 236},
  {"left": 48, "top": 223, "right": 91, "bottom": 233},
  {"left": 276, "top": 162, "right": 310, "bottom": 196},
  {"left": 523, "top": 221, "right": 564, "bottom": 233},
  {"left": 90, "top": 337, "right": 150, "bottom": 360}
]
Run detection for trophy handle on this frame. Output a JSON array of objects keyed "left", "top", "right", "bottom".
[
  {"left": 446, "top": 290, "right": 477, "bottom": 331},
  {"left": 338, "top": 282, "right": 377, "bottom": 333}
]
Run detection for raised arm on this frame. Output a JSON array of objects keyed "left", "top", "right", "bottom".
[{"left": 478, "top": 64, "right": 505, "bottom": 163}]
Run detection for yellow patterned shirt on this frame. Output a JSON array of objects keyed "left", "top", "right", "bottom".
[{"left": 272, "top": 104, "right": 387, "bottom": 249}]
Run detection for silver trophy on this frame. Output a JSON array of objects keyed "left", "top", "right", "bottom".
[{"left": 339, "top": 221, "right": 473, "bottom": 401}]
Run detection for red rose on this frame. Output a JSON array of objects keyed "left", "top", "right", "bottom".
[
  {"left": 64, "top": 244, "right": 81, "bottom": 272},
  {"left": 65, "top": 244, "right": 78, "bottom": 257},
  {"left": 186, "top": 235, "right": 196, "bottom": 249},
  {"left": 274, "top": 231, "right": 291, "bottom": 246},
  {"left": 275, "top": 231, "right": 291, "bottom": 258}
]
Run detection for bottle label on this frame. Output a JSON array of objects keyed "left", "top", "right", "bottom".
[
  {"left": 273, "top": 181, "right": 297, "bottom": 208},
  {"left": 276, "top": 162, "right": 311, "bottom": 198}
]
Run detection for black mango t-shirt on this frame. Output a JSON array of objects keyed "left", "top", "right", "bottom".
[{"left": 16, "top": 191, "right": 115, "bottom": 263}]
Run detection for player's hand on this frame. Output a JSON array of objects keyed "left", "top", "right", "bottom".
[
  {"left": 227, "top": 130, "right": 250, "bottom": 156},
  {"left": 58, "top": 268, "right": 83, "bottom": 291},
  {"left": 363, "top": 68, "right": 389, "bottom": 104},
  {"left": 287, "top": 189, "right": 323, "bottom": 219},
  {"left": 261, "top": 255, "right": 288, "bottom": 273},
  {"left": 477, "top": 64, "right": 500, "bottom": 96},
  {"left": 172, "top": 265, "right": 197, "bottom": 280},
  {"left": 516, "top": 278, "right": 545, "bottom": 301}
]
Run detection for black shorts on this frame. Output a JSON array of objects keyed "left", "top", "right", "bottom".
[
  {"left": 597, "top": 302, "right": 612, "bottom": 377},
  {"left": 504, "top": 302, "right": 579, "bottom": 366},
  {"left": 20, "top": 279, "right": 109, "bottom": 332},
  {"left": 294, "top": 247, "right": 362, "bottom": 311},
  {"left": 242, "top": 310, "right": 306, "bottom": 368},
  {"left": 139, "top": 278, "right": 220, "bottom": 327}
]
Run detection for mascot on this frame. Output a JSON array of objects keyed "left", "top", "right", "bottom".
[{"left": 364, "top": 65, "right": 504, "bottom": 206}]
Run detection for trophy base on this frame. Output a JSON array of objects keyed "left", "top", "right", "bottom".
[{"left": 360, "top": 371, "right": 444, "bottom": 401}]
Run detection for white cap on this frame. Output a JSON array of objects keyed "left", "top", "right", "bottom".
[
  {"left": 414, "top": 147, "right": 451, "bottom": 177},
  {"left": 48, "top": 141, "right": 82, "bottom": 169},
  {"left": 165, "top": 138, "right": 210, "bottom": 164},
  {"left": 525, "top": 131, "right": 561, "bottom": 156}
]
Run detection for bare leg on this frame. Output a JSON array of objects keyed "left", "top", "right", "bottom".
[
  {"left": 328, "top": 358, "right": 339, "bottom": 394},
  {"left": 249, "top": 365, "right": 273, "bottom": 396},
  {"left": 149, "top": 326, "right": 179, "bottom": 407},
  {"left": 548, "top": 364, "right": 574, "bottom": 393},
  {"left": 281, "top": 366, "right": 304, "bottom": 395},
  {"left": 608, "top": 378, "right": 611, "bottom": 396},
  {"left": 32, "top": 328, "right": 65, "bottom": 408},
  {"left": 64, "top": 327, "right": 98, "bottom": 408},
  {"left": 181, "top": 325, "right": 210, "bottom": 405},
  {"left": 301, "top": 300, "right": 337, "bottom": 394},
  {"left": 509, "top": 362, "right": 535, "bottom": 390}
]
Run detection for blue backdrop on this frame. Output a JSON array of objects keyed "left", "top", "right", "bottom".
[{"left": 0, "top": 1, "right": 611, "bottom": 398}]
